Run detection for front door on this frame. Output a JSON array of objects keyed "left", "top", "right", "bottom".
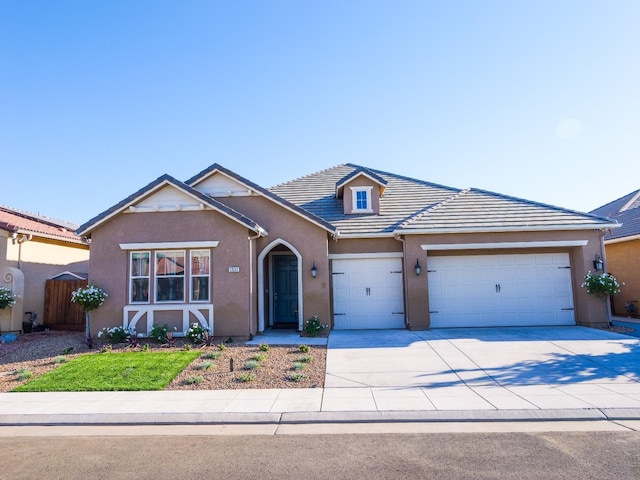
[{"left": 272, "top": 255, "right": 298, "bottom": 326}]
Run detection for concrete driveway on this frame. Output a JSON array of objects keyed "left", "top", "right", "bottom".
[{"left": 324, "top": 326, "right": 640, "bottom": 412}]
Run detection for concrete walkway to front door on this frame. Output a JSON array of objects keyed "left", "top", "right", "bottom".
[{"left": 324, "top": 327, "right": 640, "bottom": 412}]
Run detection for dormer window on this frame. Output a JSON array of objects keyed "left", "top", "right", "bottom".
[{"left": 351, "top": 186, "right": 373, "bottom": 213}]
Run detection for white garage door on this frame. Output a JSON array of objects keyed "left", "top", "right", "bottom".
[
  {"left": 428, "top": 253, "right": 575, "bottom": 327},
  {"left": 332, "top": 257, "right": 405, "bottom": 329}
]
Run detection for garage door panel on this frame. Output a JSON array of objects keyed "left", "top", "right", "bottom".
[
  {"left": 332, "top": 258, "right": 405, "bottom": 329},
  {"left": 428, "top": 253, "right": 575, "bottom": 328}
]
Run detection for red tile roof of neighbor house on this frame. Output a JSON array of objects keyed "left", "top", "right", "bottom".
[
  {"left": 590, "top": 189, "right": 640, "bottom": 241},
  {"left": 0, "top": 205, "right": 86, "bottom": 245}
]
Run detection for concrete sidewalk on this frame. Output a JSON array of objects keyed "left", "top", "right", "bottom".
[{"left": 3, "top": 326, "right": 640, "bottom": 426}]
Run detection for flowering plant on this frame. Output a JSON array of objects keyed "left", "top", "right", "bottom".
[
  {"left": 97, "top": 326, "right": 134, "bottom": 343},
  {"left": 185, "top": 323, "right": 207, "bottom": 343},
  {"left": 304, "top": 315, "right": 328, "bottom": 337},
  {"left": 581, "top": 272, "right": 623, "bottom": 297},
  {"left": 71, "top": 285, "right": 108, "bottom": 311},
  {"left": 0, "top": 287, "right": 17, "bottom": 310}
]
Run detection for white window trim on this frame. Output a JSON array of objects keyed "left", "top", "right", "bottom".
[
  {"left": 129, "top": 251, "right": 151, "bottom": 304},
  {"left": 350, "top": 186, "right": 373, "bottom": 213},
  {"left": 190, "top": 250, "right": 211, "bottom": 303},
  {"left": 155, "top": 250, "right": 186, "bottom": 303},
  {"left": 120, "top": 241, "right": 219, "bottom": 250}
]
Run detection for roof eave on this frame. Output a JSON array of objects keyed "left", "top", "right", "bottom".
[
  {"left": 393, "top": 223, "right": 620, "bottom": 235},
  {"left": 605, "top": 233, "right": 640, "bottom": 245}
]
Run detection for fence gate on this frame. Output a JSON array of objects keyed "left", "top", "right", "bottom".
[{"left": 44, "top": 279, "right": 87, "bottom": 331}]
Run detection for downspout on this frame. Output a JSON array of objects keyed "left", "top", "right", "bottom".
[
  {"left": 248, "top": 229, "right": 263, "bottom": 337},
  {"left": 393, "top": 233, "right": 410, "bottom": 328}
]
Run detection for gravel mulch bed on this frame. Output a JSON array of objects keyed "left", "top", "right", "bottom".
[{"left": 0, "top": 331, "right": 326, "bottom": 392}]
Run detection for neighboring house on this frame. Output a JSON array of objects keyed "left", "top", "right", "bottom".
[
  {"left": 0, "top": 206, "right": 90, "bottom": 332},
  {"left": 590, "top": 190, "right": 640, "bottom": 318},
  {"left": 77, "top": 164, "right": 618, "bottom": 338}
]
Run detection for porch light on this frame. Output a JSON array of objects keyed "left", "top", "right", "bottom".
[
  {"left": 593, "top": 253, "right": 604, "bottom": 271},
  {"left": 311, "top": 263, "right": 318, "bottom": 278},
  {"left": 414, "top": 259, "right": 422, "bottom": 276}
]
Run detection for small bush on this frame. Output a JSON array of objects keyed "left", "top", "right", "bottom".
[
  {"left": 244, "top": 360, "right": 260, "bottom": 370},
  {"left": 217, "top": 343, "right": 228, "bottom": 351},
  {"left": 195, "top": 360, "right": 214, "bottom": 371},
  {"left": 100, "top": 344, "right": 113, "bottom": 353},
  {"left": 225, "top": 337, "right": 234, "bottom": 344},
  {"left": 149, "top": 324, "right": 173, "bottom": 343},
  {"left": 141, "top": 344, "right": 150, "bottom": 352},
  {"left": 251, "top": 353, "right": 267, "bottom": 362},
  {"left": 298, "top": 355, "right": 313, "bottom": 363},
  {"left": 18, "top": 369, "right": 33, "bottom": 381},
  {"left": 237, "top": 372, "right": 255, "bottom": 382},
  {"left": 184, "top": 375, "right": 204, "bottom": 385},
  {"left": 299, "top": 344, "right": 310, "bottom": 353},
  {"left": 97, "top": 326, "right": 133, "bottom": 343},
  {"left": 292, "top": 362, "right": 307, "bottom": 371},
  {"left": 287, "top": 373, "right": 306, "bottom": 382},
  {"left": 54, "top": 356, "right": 68, "bottom": 364},
  {"left": 304, "top": 315, "right": 327, "bottom": 337},
  {"left": 185, "top": 323, "right": 207, "bottom": 344},
  {"left": 182, "top": 344, "right": 192, "bottom": 351},
  {"left": 258, "top": 343, "right": 269, "bottom": 352},
  {"left": 62, "top": 347, "right": 74, "bottom": 355},
  {"left": 201, "top": 351, "right": 221, "bottom": 360}
]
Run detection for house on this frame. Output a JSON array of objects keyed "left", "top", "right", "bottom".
[
  {"left": 0, "top": 206, "right": 90, "bottom": 332},
  {"left": 590, "top": 190, "right": 640, "bottom": 318},
  {"left": 76, "top": 164, "right": 618, "bottom": 337}
]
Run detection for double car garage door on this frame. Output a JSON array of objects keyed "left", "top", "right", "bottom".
[{"left": 332, "top": 253, "right": 575, "bottom": 329}]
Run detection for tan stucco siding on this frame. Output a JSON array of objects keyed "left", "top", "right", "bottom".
[
  {"left": 402, "top": 229, "right": 607, "bottom": 329},
  {"left": 341, "top": 176, "right": 381, "bottom": 215},
  {"left": 87, "top": 210, "right": 254, "bottom": 337},
  {"left": 220, "top": 196, "right": 331, "bottom": 329},
  {"left": 605, "top": 239, "right": 640, "bottom": 317},
  {"left": 329, "top": 237, "right": 402, "bottom": 255},
  {"left": 3, "top": 237, "right": 89, "bottom": 325}
]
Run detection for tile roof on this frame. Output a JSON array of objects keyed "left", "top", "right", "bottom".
[
  {"left": 270, "top": 164, "right": 618, "bottom": 236},
  {"left": 590, "top": 189, "right": 640, "bottom": 241},
  {"left": 0, "top": 205, "right": 85, "bottom": 245},
  {"left": 76, "top": 174, "right": 268, "bottom": 237}
]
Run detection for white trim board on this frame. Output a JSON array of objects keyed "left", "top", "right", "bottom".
[
  {"left": 328, "top": 252, "right": 403, "bottom": 259},
  {"left": 421, "top": 240, "right": 588, "bottom": 251},
  {"left": 120, "top": 241, "right": 220, "bottom": 250}
]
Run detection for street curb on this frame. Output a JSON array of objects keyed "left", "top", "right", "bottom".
[{"left": 3, "top": 408, "right": 640, "bottom": 426}]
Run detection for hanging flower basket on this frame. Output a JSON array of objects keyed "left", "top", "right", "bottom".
[{"left": 71, "top": 285, "right": 108, "bottom": 312}]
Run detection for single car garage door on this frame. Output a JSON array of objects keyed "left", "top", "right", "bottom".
[
  {"left": 332, "top": 257, "right": 405, "bottom": 329},
  {"left": 427, "top": 253, "right": 575, "bottom": 327}
]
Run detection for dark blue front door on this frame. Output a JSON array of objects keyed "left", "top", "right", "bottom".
[{"left": 273, "top": 255, "right": 298, "bottom": 325}]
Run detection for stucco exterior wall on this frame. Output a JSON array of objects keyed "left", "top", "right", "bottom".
[
  {"left": 87, "top": 210, "right": 254, "bottom": 337},
  {"left": 605, "top": 239, "right": 640, "bottom": 317},
  {"left": 219, "top": 196, "right": 331, "bottom": 330},
  {"left": 342, "top": 176, "right": 381, "bottom": 215},
  {"left": 401, "top": 229, "right": 607, "bottom": 329},
  {"left": 3, "top": 236, "right": 89, "bottom": 326}
]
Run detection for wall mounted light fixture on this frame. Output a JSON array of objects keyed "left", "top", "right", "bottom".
[
  {"left": 311, "top": 262, "right": 318, "bottom": 278},
  {"left": 414, "top": 259, "right": 422, "bottom": 276},
  {"left": 593, "top": 254, "right": 604, "bottom": 271}
]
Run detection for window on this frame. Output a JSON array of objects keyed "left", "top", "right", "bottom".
[
  {"left": 155, "top": 250, "right": 185, "bottom": 302},
  {"left": 351, "top": 186, "right": 373, "bottom": 213},
  {"left": 130, "top": 252, "right": 150, "bottom": 303},
  {"left": 190, "top": 250, "right": 210, "bottom": 302}
]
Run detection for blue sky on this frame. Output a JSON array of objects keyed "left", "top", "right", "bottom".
[{"left": 1, "top": 1, "right": 638, "bottom": 226}]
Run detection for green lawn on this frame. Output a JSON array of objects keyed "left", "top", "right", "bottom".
[{"left": 14, "top": 350, "right": 202, "bottom": 392}]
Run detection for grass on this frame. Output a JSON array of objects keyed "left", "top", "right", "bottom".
[{"left": 13, "top": 350, "right": 201, "bottom": 392}]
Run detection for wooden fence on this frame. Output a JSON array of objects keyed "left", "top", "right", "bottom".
[{"left": 44, "top": 279, "right": 87, "bottom": 331}]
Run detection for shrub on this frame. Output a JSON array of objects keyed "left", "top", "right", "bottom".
[
  {"left": 184, "top": 375, "right": 204, "bottom": 385},
  {"left": 185, "top": 323, "right": 207, "bottom": 344},
  {"left": 258, "top": 343, "right": 270, "bottom": 352},
  {"left": 201, "top": 351, "right": 221, "bottom": 360},
  {"left": 298, "top": 355, "right": 313, "bottom": 363},
  {"left": 18, "top": 369, "right": 33, "bottom": 381},
  {"left": 287, "top": 373, "right": 306, "bottom": 382},
  {"left": 304, "top": 315, "right": 327, "bottom": 337},
  {"left": 182, "top": 344, "right": 192, "bottom": 351},
  {"left": 141, "top": 344, "right": 150, "bottom": 352},
  {"left": 244, "top": 360, "right": 261, "bottom": 370},
  {"left": 299, "top": 344, "right": 310, "bottom": 353},
  {"left": 217, "top": 343, "right": 228, "bottom": 351},
  {"left": 62, "top": 347, "right": 74, "bottom": 355},
  {"left": 100, "top": 344, "right": 113, "bottom": 353},
  {"left": 97, "top": 326, "right": 133, "bottom": 343},
  {"left": 251, "top": 353, "right": 267, "bottom": 362},
  {"left": 237, "top": 372, "right": 255, "bottom": 382},
  {"left": 292, "top": 362, "right": 307, "bottom": 371},
  {"left": 0, "top": 286, "right": 17, "bottom": 310},
  {"left": 149, "top": 324, "right": 173, "bottom": 343},
  {"left": 195, "top": 360, "right": 214, "bottom": 371},
  {"left": 54, "top": 356, "right": 68, "bottom": 364}
]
